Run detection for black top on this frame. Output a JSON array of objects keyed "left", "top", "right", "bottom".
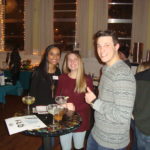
[
  {"left": 133, "top": 69, "right": 150, "bottom": 135},
  {"left": 135, "top": 69, "right": 150, "bottom": 81},
  {"left": 29, "top": 67, "right": 61, "bottom": 106}
]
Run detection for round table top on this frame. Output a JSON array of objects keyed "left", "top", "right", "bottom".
[{"left": 24, "top": 110, "right": 82, "bottom": 137}]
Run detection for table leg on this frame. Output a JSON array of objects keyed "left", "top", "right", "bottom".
[{"left": 43, "top": 136, "right": 53, "bottom": 150}]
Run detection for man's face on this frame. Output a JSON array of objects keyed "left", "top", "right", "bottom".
[{"left": 97, "top": 36, "right": 119, "bottom": 66}]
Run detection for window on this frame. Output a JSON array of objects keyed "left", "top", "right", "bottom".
[
  {"left": 108, "top": 0, "right": 133, "bottom": 47},
  {"left": 54, "top": 0, "right": 76, "bottom": 51},
  {"left": 4, "top": 0, "right": 24, "bottom": 51}
]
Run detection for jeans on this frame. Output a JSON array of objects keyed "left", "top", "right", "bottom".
[
  {"left": 130, "top": 119, "right": 137, "bottom": 150},
  {"left": 86, "top": 133, "right": 126, "bottom": 150},
  {"left": 38, "top": 137, "right": 54, "bottom": 150},
  {"left": 135, "top": 127, "right": 150, "bottom": 150},
  {"left": 60, "top": 131, "right": 86, "bottom": 150}
]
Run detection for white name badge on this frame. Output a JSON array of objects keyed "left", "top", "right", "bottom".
[{"left": 53, "top": 75, "right": 58, "bottom": 80}]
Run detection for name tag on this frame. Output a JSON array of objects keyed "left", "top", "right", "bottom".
[{"left": 53, "top": 75, "right": 58, "bottom": 80}]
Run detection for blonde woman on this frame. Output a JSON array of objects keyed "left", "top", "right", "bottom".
[
  {"left": 136, "top": 61, "right": 150, "bottom": 73},
  {"left": 56, "top": 52, "right": 93, "bottom": 150}
]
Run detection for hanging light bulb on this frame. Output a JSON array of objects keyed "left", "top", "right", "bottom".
[{"left": 5, "top": 0, "right": 17, "bottom": 14}]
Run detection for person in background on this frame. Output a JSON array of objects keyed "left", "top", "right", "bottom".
[
  {"left": 29, "top": 44, "right": 61, "bottom": 149},
  {"left": 85, "top": 30, "right": 136, "bottom": 150},
  {"left": 9, "top": 46, "right": 21, "bottom": 85},
  {"left": 133, "top": 61, "right": 150, "bottom": 150},
  {"left": 56, "top": 52, "right": 93, "bottom": 150},
  {"left": 130, "top": 61, "right": 150, "bottom": 150},
  {"left": 136, "top": 61, "right": 150, "bottom": 73},
  {"left": 118, "top": 45, "right": 131, "bottom": 68}
]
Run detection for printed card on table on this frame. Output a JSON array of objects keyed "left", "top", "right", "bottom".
[{"left": 5, "top": 115, "right": 47, "bottom": 135}]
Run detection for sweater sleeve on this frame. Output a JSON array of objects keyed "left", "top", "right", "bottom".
[{"left": 92, "top": 72, "right": 136, "bottom": 124}]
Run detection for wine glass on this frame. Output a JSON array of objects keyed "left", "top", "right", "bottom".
[
  {"left": 55, "top": 96, "right": 69, "bottom": 105},
  {"left": 47, "top": 104, "right": 58, "bottom": 127},
  {"left": 22, "top": 96, "right": 35, "bottom": 115}
]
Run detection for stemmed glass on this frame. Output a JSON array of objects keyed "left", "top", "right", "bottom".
[
  {"left": 55, "top": 96, "right": 69, "bottom": 105},
  {"left": 47, "top": 104, "right": 58, "bottom": 128},
  {"left": 22, "top": 96, "right": 35, "bottom": 115}
]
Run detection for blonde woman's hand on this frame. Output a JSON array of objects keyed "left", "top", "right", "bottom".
[
  {"left": 61, "top": 103, "right": 75, "bottom": 111},
  {"left": 62, "top": 103, "right": 75, "bottom": 111}
]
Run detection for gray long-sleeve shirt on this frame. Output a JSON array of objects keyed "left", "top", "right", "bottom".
[{"left": 91, "top": 60, "right": 136, "bottom": 149}]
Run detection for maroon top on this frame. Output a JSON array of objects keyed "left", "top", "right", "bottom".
[{"left": 56, "top": 74, "right": 93, "bottom": 132}]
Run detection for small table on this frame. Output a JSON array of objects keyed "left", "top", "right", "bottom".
[{"left": 24, "top": 111, "right": 82, "bottom": 150}]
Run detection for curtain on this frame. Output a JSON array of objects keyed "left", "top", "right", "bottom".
[
  {"left": 24, "top": 0, "right": 54, "bottom": 55},
  {"left": 24, "top": 0, "right": 33, "bottom": 54},
  {"left": 76, "top": 0, "right": 90, "bottom": 57},
  {"left": 93, "top": 0, "right": 108, "bottom": 34},
  {"left": 132, "top": 0, "right": 149, "bottom": 56},
  {"left": 76, "top": 0, "right": 108, "bottom": 57},
  {"left": 39, "top": 0, "right": 54, "bottom": 54},
  {"left": 92, "top": 0, "right": 108, "bottom": 57}
]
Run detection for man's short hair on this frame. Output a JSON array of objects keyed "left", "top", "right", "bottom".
[{"left": 94, "top": 30, "right": 119, "bottom": 45}]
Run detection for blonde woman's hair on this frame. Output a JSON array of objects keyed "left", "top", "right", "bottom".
[
  {"left": 63, "top": 52, "right": 87, "bottom": 93},
  {"left": 136, "top": 62, "right": 150, "bottom": 73}
]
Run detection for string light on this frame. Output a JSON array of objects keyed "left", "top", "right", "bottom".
[
  {"left": 24, "top": 0, "right": 27, "bottom": 53},
  {"left": 0, "top": 0, "right": 5, "bottom": 51}
]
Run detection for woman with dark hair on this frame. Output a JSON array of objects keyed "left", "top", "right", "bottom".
[
  {"left": 29, "top": 45, "right": 61, "bottom": 150},
  {"left": 30, "top": 44, "right": 61, "bottom": 106}
]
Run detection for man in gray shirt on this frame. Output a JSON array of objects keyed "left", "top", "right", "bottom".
[{"left": 85, "top": 30, "right": 136, "bottom": 150}]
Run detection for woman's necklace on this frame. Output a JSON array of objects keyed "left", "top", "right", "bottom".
[
  {"left": 49, "top": 74, "right": 55, "bottom": 99},
  {"left": 51, "top": 79, "right": 55, "bottom": 99},
  {"left": 48, "top": 67, "right": 56, "bottom": 98}
]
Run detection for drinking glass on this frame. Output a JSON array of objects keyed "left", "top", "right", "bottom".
[
  {"left": 47, "top": 104, "right": 58, "bottom": 127},
  {"left": 55, "top": 96, "right": 69, "bottom": 105},
  {"left": 22, "top": 96, "right": 35, "bottom": 115},
  {"left": 54, "top": 106, "right": 65, "bottom": 127}
]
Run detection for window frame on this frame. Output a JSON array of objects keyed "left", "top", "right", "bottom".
[
  {"left": 108, "top": 1, "right": 133, "bottom": 46},
  {"left": 54, "top": 1, "right": 77, "bottom": 51}
]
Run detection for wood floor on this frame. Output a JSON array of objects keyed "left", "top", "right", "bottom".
[
  {"left": 0, "top": 95, "right": 62, "bottom": 150},
  {"left": 0, "top": 95, "right": 133, "bottom": 150}
]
